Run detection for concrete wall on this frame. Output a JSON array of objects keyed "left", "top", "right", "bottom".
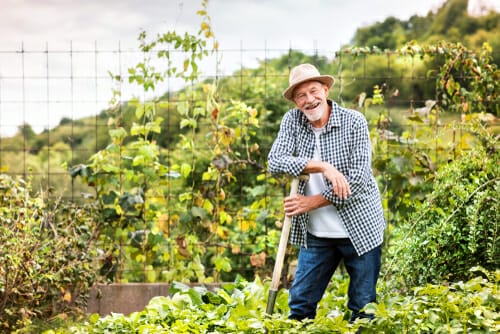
[{"left": 87, "top": 283, "right": 222, "bottom": 316}]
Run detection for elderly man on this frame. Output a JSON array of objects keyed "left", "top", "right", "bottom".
[{"left": 268, "top": 63, "right": 385, "bottom": 322}]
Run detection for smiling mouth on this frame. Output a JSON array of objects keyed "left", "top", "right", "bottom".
[{"left": 305, "top": 101, "right": 320, "bottom": 110}]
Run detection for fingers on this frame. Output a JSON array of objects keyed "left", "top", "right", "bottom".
[
  {"left": 323, "top": 165, "right": 351, "bottom": 199},
  {"left": 284, "top": 195, "right": 303, "bottom": 216},
  {"left": 332, "top": 177, "right": 351, "bottom": 199}
]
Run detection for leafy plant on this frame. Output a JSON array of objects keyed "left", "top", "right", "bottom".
[
  {"left": 366, "top": 268, "right": 500, "bottom": 333},
  {"left": 0, "top": 175, "right": 98, "bottom": 331},
  {"left": 42, "top": 276, "right": 354, "bottom": 333},
  {"left": 343, "top": 40, "right": 499, "bottom": 232},
  {"left": 69, "top": 1, "right": 218, "bottom": 283},
  {"left": 43, "top": 270, "right": 499, "bottom": 333},
  {"left": 387, "top": 121, "right": 499, "bottom": 286},
  {"left": 69, "top": 0, "right": 269, "bottom": 284},
  {"left": 432, "top": 41, "right": 499, "bottom": 117}
]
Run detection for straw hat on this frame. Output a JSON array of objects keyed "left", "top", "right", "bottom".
[{"left": 283, "top": 63, "right": 334, "bottom": 101}]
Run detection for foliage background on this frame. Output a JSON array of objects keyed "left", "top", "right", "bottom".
[{"left": 0, "top": 0, "right": 499, "bottom": 330}]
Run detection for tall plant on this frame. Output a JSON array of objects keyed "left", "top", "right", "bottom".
[
  {"left": 70, "top": 0, "right": 267, "bottom": 283},
  {"left": 70, "top": 0, "right": 217, "bottom": 282}
]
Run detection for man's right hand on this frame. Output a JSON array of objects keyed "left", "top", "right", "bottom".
[
  {"left": 322, "top": 164, "right": 351, "bottom": 199},
  {"left": 304, "top": 161, "right": 351, "bottom": 199}
]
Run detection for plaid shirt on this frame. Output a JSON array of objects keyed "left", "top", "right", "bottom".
[{"left": 268, "top": 100, "right": 385, "bottom": 255}]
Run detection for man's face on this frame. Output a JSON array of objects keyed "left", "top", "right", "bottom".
[{"left": 292, "top": 81, "right": 329, "bottom": 123}]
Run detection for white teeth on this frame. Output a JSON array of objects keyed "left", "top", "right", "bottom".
[{"left": 307, "top": 102, "right": 320, "bottom": 110}]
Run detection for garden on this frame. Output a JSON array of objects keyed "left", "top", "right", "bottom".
[{"left": 1, "top": 0, "right": 499, "bottom": 333}]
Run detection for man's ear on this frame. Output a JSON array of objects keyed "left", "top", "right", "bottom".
[{"left": 323, "top": 84, "right": 329, "bottom": 95}]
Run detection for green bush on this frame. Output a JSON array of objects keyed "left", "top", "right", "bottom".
[
  {"left": 42, "top": 271, "right": 499, "bottom": 333},
  {"left": 0, "top": 175, "right": 98, "bottom": 331},
  {"left": 366, "top": 268, "right": 500, "bottom": 333},
  {"left": 389, "top": 123, "right": 499, "bottom": 286}
]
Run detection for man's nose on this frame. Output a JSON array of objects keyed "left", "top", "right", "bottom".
[{"left": 304, "top": 92, "right": 314, "bottom": 102}]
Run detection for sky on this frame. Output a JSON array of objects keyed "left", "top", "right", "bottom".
[
  {"left": 1, "top": 0, "right": 488, "bottom": 137},
  {"left": 0, "top": 0, "right": 451, "bottom": 49}
]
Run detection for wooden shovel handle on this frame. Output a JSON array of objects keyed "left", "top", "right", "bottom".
[{"left": 269, "top": 177, "right": 300, "bottom": 291}]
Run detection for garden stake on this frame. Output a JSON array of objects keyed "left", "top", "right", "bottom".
[{"left": 266, "top": 176, "right": 303, "bottom": 315}]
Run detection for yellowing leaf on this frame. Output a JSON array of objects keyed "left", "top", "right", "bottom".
[
  {"left": 156, "top": 214, "right": 168, "bottom": 233},
  {"left": 203, "top": 199, "right": 214, "bottom": 213},
  {"left": 200, "top": 22, "right": 210, "bottom": 31},
  {"left": 240, "top": 219, "right": 253, "bottom": 232},
  {"left": 213, "top": 145, "right": 222, "bottom": 155},
  {"left": 216, "top": 225, "right": 228, "bottom": 239},
  {"left": 63, "top": 291, "right": 72, "bottom": 303},
  {"left": 219, "top": 211, "right": 232, "bottom": 224}
]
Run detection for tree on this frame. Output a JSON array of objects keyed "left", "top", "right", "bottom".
[{"left": 352, "top": 17, "right": 406, "bottom": 50}]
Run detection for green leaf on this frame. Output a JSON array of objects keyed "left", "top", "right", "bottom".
[
  {"left": 132, "top": 155, "right": 145, "bottom": 166},
  {"left": 202, "top": 291, "right": 227, "bottom": 305},
  {"left": 109, "top": 127, "right": 128, "bottom": 144},
  {"left": 186, "top": 289, "right": 204, "bottom": 306},
  {"left": 180, "top": 163, "right": 192, "bottom": 178},
  {"left": 130, "top": 123, "right": 145, "bottom": 136},
  {"left": 102, "top": 164, "right": 120, "bottom": 173},
  {"left": 145, "top": 122, "right": 161, "bottom": 134},
  {"left": 177, "top": 101, "right": 189, "bottom": 116},
  {"left": 180, "top": 118, "right": 197, "bottom": 129},
  {"left": 169, "top": 281, "right": 190, "bottom": 295},
  {"left": 214, "top": 256, "right": 232, "bottom": 272},
  {"left": 191, "top": 206, "right": 206, "bottom": 219},
  {"left": 135, "top": 104, "right": 145, "bottom": 119}
]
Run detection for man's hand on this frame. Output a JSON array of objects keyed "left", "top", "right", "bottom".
[
  {"left": 322, "top": 164, "right": 351, "bottom": 199},
  {"left": 284, "top": 194, "right": 329, "bottom": 216},
  {"left": 303, "top": 161, "right": 351, "bottom": 199}
]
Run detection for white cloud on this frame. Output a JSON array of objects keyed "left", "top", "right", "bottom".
[
  {"left": 1, "top": 0, "right": 448, "bottom": 48},
  {"left": 1, "top": 0, "right": 456, "bottom": 137}
]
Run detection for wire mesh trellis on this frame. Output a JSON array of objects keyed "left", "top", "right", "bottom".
[{"left": 0, "top": 42, "right": 494, "bottom": 281}]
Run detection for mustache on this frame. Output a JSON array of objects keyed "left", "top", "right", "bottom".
[{"left": 304, "top": 101, "right": 320, "bottom": 109}]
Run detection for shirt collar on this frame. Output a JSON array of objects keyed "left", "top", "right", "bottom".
[{"left": 327, "top": 100, "right": 342, "bottom": 128}]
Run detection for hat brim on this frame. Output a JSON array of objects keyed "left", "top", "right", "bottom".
[{"left": 283, "top": 75, "right": 334, "bottom": 101}]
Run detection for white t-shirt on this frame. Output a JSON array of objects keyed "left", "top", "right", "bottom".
[{"left": 305, "top": 126, "right": 349, "bottom": 238}]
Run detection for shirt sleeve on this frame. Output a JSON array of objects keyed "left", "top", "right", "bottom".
[
  {"left": 268, "top": 110, "right": 309, "bottom": 177},
  {"left": 321, "top": 116, "right": 373, "bottom": 207}
]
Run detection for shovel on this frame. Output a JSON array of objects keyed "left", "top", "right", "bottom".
[{"left": 265, "top": 176, "right": 302, "bottom": 315}]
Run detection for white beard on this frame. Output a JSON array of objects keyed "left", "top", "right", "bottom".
[{"left": 304, "top": 103, "right": 326, "bottom": 122}]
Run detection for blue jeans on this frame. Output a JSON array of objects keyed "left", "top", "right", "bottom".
[{"left": 288, "top": 233, "right": 381, "bottom": 321}]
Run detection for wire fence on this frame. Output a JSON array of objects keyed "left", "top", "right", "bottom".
[{"left": 0, "top": 43, "right": 494, "bottom": 281}]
